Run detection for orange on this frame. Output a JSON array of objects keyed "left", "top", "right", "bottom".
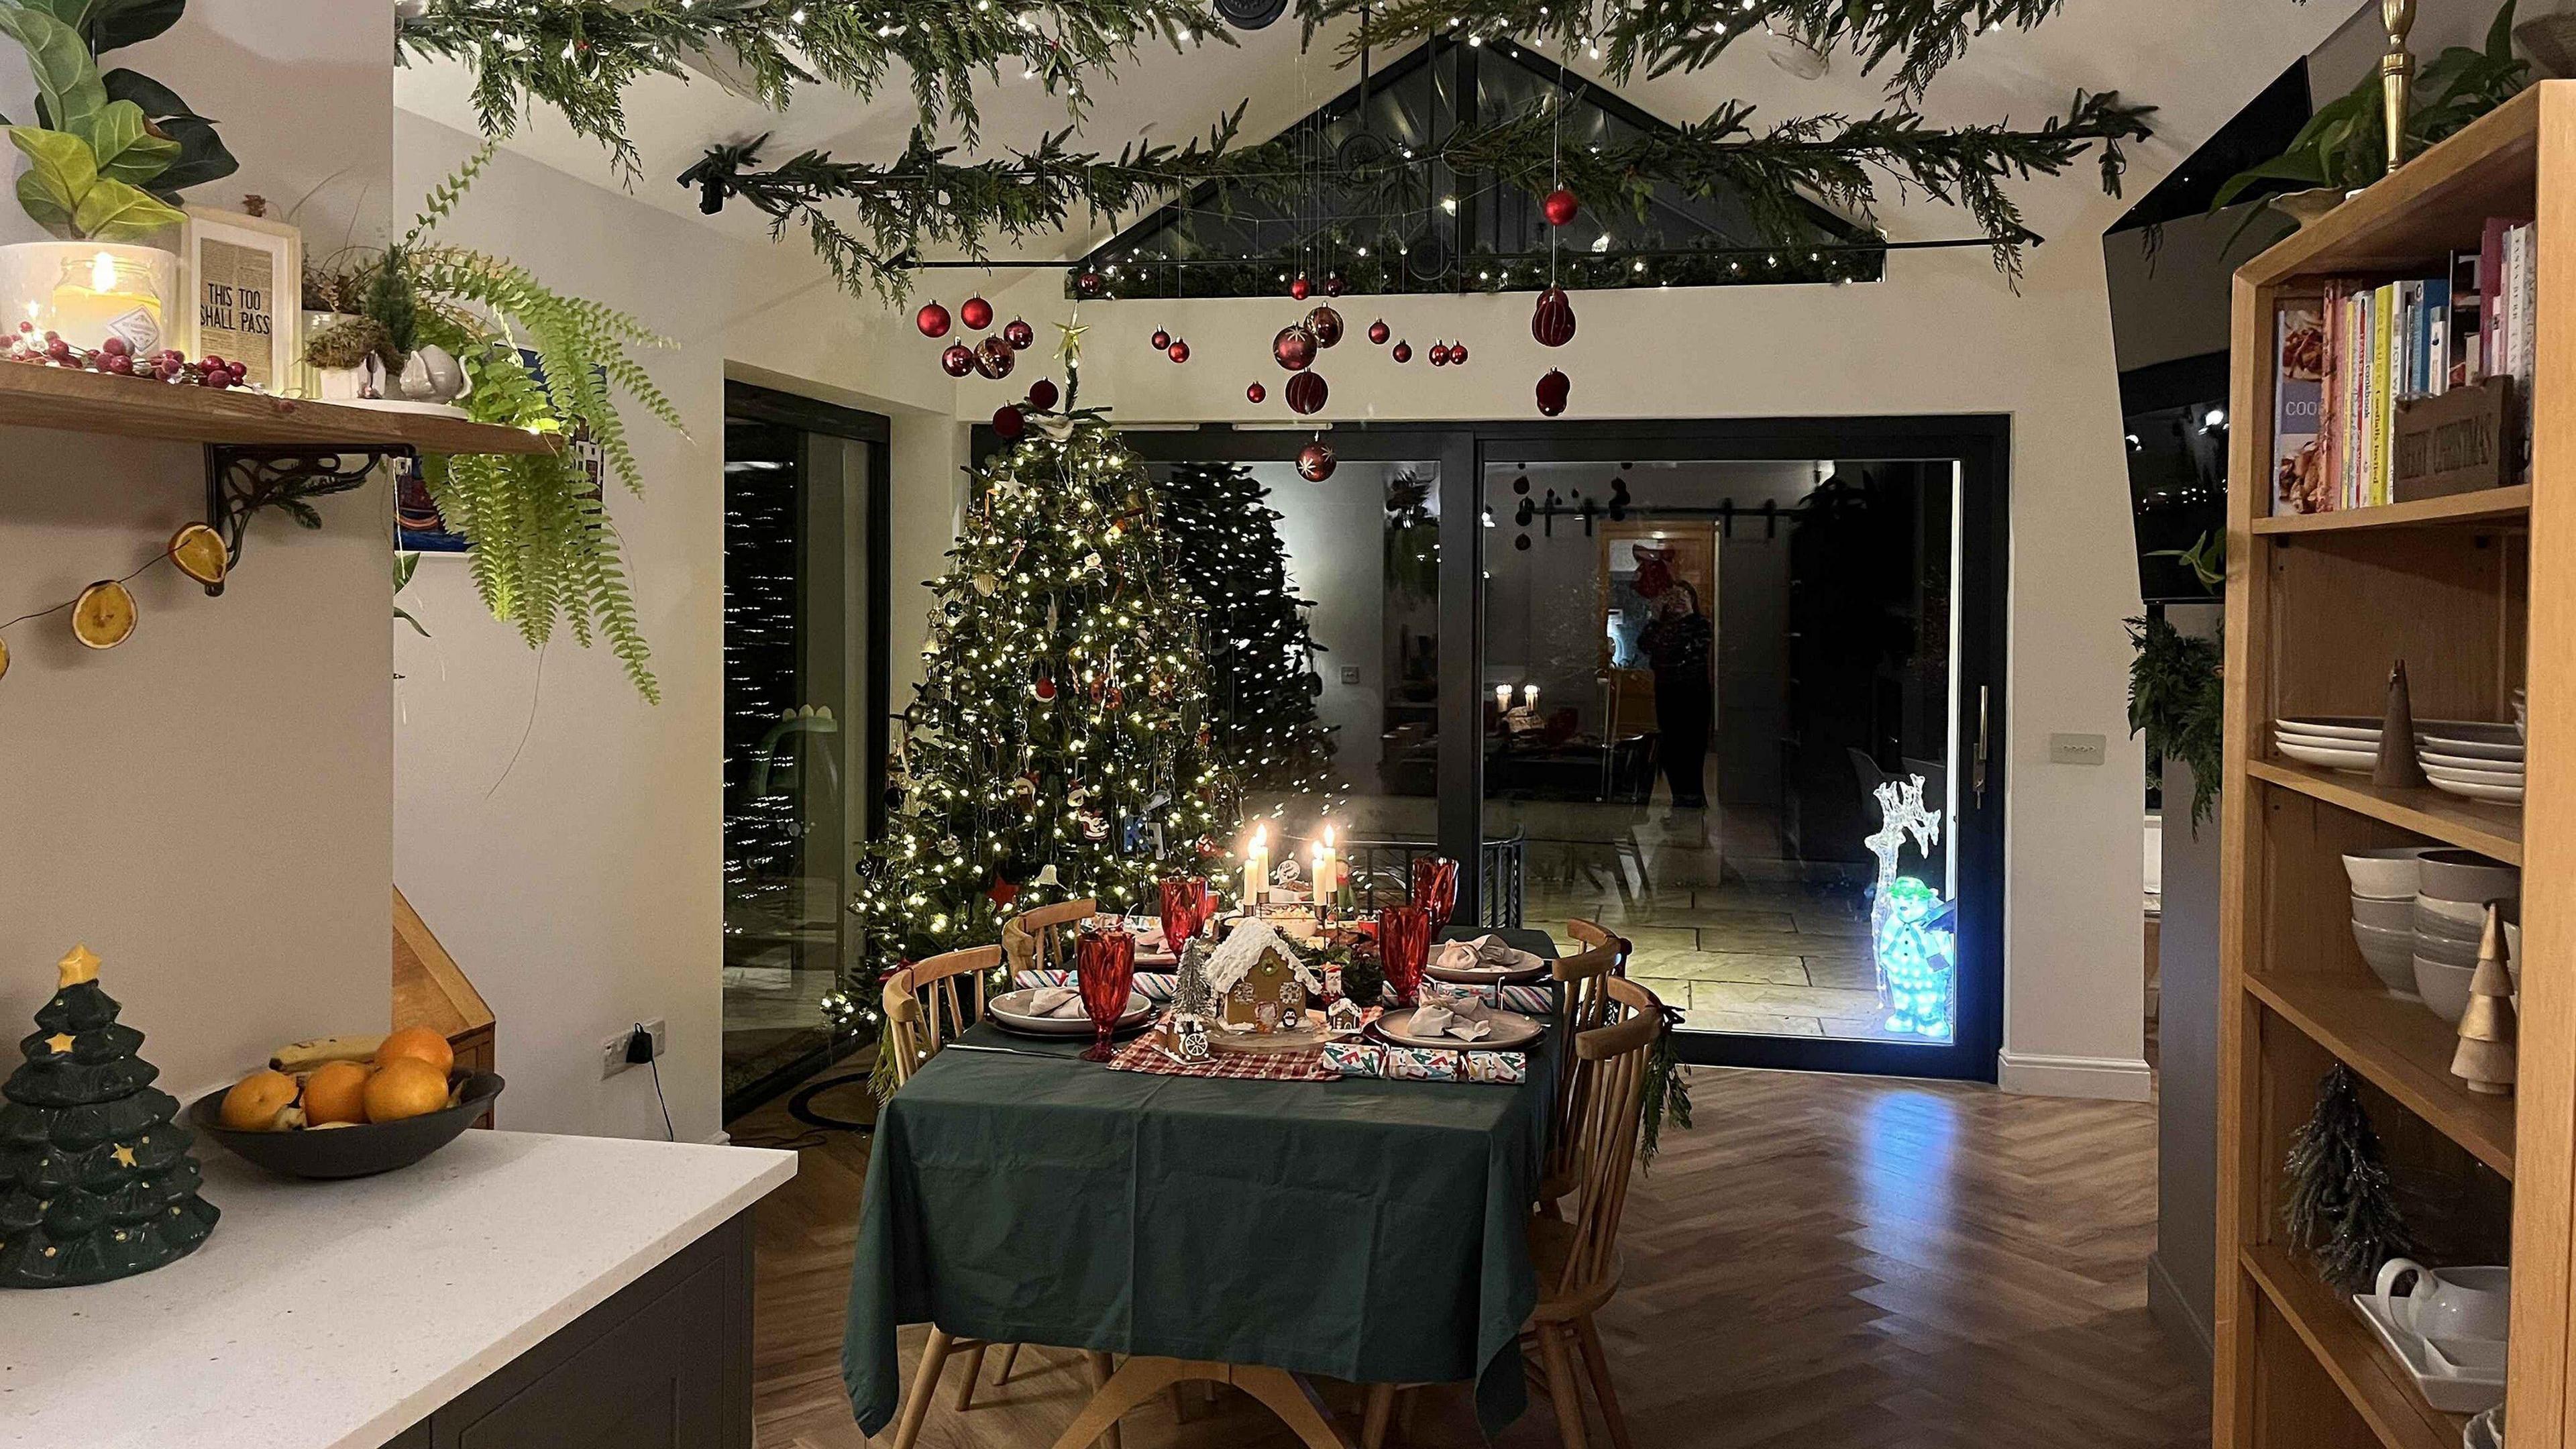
[
  {"left": 220, "top": 1069, "right": 300, "bottom": 1131},
  {"left": 302, "top": 1060, "right": 372, "bottom": 1126},
  {"left": 376, "top": 1026, "right": 454, "bottom": 1077},
  {"left": 362, "top": 1057, "right": 451, "bottom": 1122}
]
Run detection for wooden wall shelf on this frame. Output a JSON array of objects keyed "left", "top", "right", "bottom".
[
  {"left": 0, "top": 359, "right": 555, "bottom": 454},
  {"left": 2249, "top": 485, "right": 2531, "bottom": 535},
  {"left": 2248, "top": 973, "right": 2515, "bottom": 1177},
  {"left": 2242, "top": 1243, "right": 2466, "bottom": 1449},
  {"left": 2245, "top": 760, "right": 2523, "bottom": 864}
]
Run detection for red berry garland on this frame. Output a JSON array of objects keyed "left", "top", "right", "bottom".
[{"left": 6, "top": 324, "right": 248, "bottom": 388}]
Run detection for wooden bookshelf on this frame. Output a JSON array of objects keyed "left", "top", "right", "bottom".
[
  {"left": 2216, "top": 80, "right": 2573, "bottom": 1448},
  {"left": 0, "top": 359, "right": 554, "bottom": 453}
]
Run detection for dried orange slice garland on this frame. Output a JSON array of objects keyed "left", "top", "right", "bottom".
[
  {"left": 70, "top": 581, "right": 137, "bottom": 649},
  {"left": 1, "top": 523, "right": 238, "bottom": 678}
]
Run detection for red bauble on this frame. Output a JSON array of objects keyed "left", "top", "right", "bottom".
[
  {"left": 916, "top": 301, "right": 952, "bottom": 338},
  {"left": 1532, "top": 286, "right": 1578, "bottom": 347},
  {"left": 1034, "top": 677, "right": 1058, "bottom": 700},
  {"left": 974, "top": 337, "right": 1016, "bottom": 379},
  {"left": 1449, "top": 341, "right": 1470, "bottom": 365},
  {"left": 1289, "top": 276, "right": 1313, "bottom": 301},
  {"left": 1304, "top": 305, "right": 1344, "bottom": 348},
  {"left": 1027, "top": 378, "right": 1060, "bottom": 410},
  {"left": 1285, "top": 370, "right": 1328, "bottom": 415},
  {"left": 1542, "top": 186, "right": 1580, "bottom": 227},
  {"left": 1429, "top": 342, "right": 1451, "bottom": 367},
  {"left": 991, "top": 405, "right": 1026, "bottom": 440},
  {"left": 1167, "top": 338, "right": 1191, "bottom": 364},
  {"left": 1246, "top": 382, "right": 1267, "bottom": 404},
  {"left": 941, "top": 342, "right": 975, "bottom": 377},
  {"left": 1297, "top": 440, "right": 1338, "bottom": 482},
  {"left": 959, "top": 295, "right": 994, "bottom": 330},
  {"left": 1076, "top": 270, "right": 1106, "bottom": 298},
  {"left": 1003, "top": 317, "right": 1035, "bottom": 350},
  {"left": 1150, "top": 328, "right": 1171, "bottom": 351},
  {"left": 1367, "top": 318, "right": 1391, "bottom": 345},
  {"left": 1273, "top": 324, "right": 1318, "bottom": 372},
  {"left": 1536, "top": 368, "right": 1571, "bottom": 417},
  {"left": 1324, "top": 275, "right": 1346, "bottom": 298},
  {"left": 1391, "top": 340, "right": 1412, "bottom": 364}
]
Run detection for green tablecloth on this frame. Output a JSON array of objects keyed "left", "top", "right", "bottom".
[{"left": 841, "top": 927, "right": 1560, "bottom": 1440}]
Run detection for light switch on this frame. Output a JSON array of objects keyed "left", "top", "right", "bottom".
[
  {"left": 1340, "top": 665, "right": 1362, "bottom": 686},
  {"left": 2049, "top": 733, "right": 2107, "bottom": 766}
]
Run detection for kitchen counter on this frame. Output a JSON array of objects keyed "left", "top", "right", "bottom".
[{"left": 1, "top": 1130, "right": 795, "bottom": 1449}]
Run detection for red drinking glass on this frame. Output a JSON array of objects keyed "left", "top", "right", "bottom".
[
  {"left": 1075, "top": 926, "right": 1138, "bottom": 1061},
  {"left": 1159, "top": 877, "right": 1204, "bottom": 953},
  {"left": 1378, "top": 905, "right": 1432, "bottom": 1007},
  {"left": 1192, "top": 877, "right": 1217, "bottom": 934},
  {"left": 1410, "top": 856, "right": 1460, "bottom": 932}
]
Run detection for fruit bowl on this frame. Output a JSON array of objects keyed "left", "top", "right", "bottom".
[{"left": 189, "top": 1073, "right": 503, "bottom": 1180}]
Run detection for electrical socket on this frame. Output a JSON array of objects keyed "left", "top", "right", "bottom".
[
  {"left": 2047, "top": 733, "right": 2108, "bottom": 767},
  {"left": 600, "top": 1018, "right": 668, "bottom": 1079},
  {"left": 1339, "top": 665, "right": 1362, "bottom": 686}
]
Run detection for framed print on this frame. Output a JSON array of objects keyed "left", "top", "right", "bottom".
[{"left": 181, "top": 205, "right": 301, "bottom": 394}]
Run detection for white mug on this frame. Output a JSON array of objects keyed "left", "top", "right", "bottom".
[{"left": 2375, "top": 1258, "right": 2512, "bottom": 1344}]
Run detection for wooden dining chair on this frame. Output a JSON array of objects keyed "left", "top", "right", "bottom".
[
  {"left": 882, "top": 941, "right": 1124, "bottom": 1449},
  {"left": 1002, "top": 896, "right": 1099, "bottom": 979},
  {"left": 1539, "top": 929, "right": 1628, "bottom": 1213}
]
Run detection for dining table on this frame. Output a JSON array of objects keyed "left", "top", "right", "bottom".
[{"left": 841, "top": 925, "right": 1562, "bottom": 1447}]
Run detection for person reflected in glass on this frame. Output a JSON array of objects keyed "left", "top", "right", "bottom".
[{"left": 1640, "top": 580, "right": 1713, "bottom": 809}]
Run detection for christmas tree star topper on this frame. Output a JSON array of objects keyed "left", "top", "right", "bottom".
[{"left": 57, "top": 943, "right": 98, "bottom": 987}]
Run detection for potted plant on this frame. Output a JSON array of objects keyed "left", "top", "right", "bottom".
[{"left": 0, "top": 0, "right": 235, "bottom": 352}]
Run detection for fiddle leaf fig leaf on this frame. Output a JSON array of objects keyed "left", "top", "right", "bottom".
[
  {"left": 101, "top": 70, "right": 234, "bottom": 197},
  {"left": 87, "top": 0, "right": 184, "bottom": 50},
  {"left": 7, "top": 123, "right": 97, "bottom": 237},
  {"left": 0, "top": 7, "right": 107, "bottom": 133},
  {"left": 70, "top": 174, "right": 184, "bottom": 240},
  {"left": 77, "top": 99, "right": 178, "bottom": 185}
]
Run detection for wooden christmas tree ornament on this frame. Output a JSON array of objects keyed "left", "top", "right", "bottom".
[
  {"left": 2452, "top": 904, "right": 2517, "bottom": 1096},
  {"left": 2373, "top": 658, "right": 2429, "bottom": 789}
]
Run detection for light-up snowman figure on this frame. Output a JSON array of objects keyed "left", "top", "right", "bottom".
[{"left": 1866, "top": 775, "right": 1957, "bottom": 1040}]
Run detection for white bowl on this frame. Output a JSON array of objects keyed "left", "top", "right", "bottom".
[
  {"left": 2277, "top": 737, "right": 2379, "bottom": 773},
  {"left": 2275, "top": 716, "right": 2385, "bottom": 742},
  {"left": 2352, "top": 922, "right": 2420, "bottom": 993},
  {"left": 2351, "top": 894, "right": 2416, "bottom": 931},
  {"left": 2419, "top": 851, "right": 2520, "bottom": 904},
  {"left": 2412, "top": 931, "right": 2480, "bottom": 968},
  {"left": 2344, "top": 848, "right": 2436, "bottom": 900},
  {"left": 2414, "top": 956, "right": 2477, "bottom": 1024}
]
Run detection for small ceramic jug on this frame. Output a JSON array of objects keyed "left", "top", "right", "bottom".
[{"left": 2375, "top": 1258, "right": 2512, "bottom": 1343}]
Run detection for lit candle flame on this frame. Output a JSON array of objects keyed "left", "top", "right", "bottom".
[{"left": 89, "top": 250, "right": 115, "bottom": 292}]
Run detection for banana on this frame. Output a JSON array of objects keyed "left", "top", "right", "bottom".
[{"left": 268, "top": 1034, "right": 385, "bottom": 1073}]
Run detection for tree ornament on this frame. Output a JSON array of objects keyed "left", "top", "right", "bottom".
[
  {"left": 992, "top": 405, "right": 1026, "bottom": 441},
  {"left": 1076, "top": 270, "right": 1106, "bottom": 299},
  {"left": 959, "top": 295, "right": 994, "bottom": 331},
  {"left": 1429, "top": 342, "right": 1451, "bottom": 367},
  {"left": 1304, "top": 306, "right": 1344, "bottom": 348},
  {"left": 1324, "top": 275, "right": 1346, "bottom": 297},
  {"left": 1532, "top": 286, "right": 1578, "bottom": 347},
  {"left": 1150, "top": 328, "right": 1172, "bottom": 351},
  {"left": 166, "top": 524, "right": 229, "bottom": 587},
  {"left": 1536, "top": 368, "right": 1571, "bottom": 416},
  {"left": 1027, "top": 378, "right": 1060, "bottom": 410},
  {"left": 1002, "top": 317, "right": 1036, "bottom": 351},
  {"left": 916, "top": 301, "right": 952, "bottom": 338},
  {"left": 1289, "top": 276, "right": 1312, "bottom": 301},
  {"left": 974, "top": 337, "right": 1016, "bottom": 380},
  {"left": 1448, "top": 341, "right": 1469, "bottom": 366},
  {"left": 1285, "top": 371, "right": 1328, "bottom": 415},
  {"left": 1, "top": 945, "right": 221, "bottom": 1287},
  {"left": 2282, "top": 1063, "right": 2416, "bottom": 1291},
  {"left": 1034, "top": 676, "right": 1058, "bottom": 701},
  {"left": 1297, "top": 440, "right": 1337, "bottom": 482},
  {"left": 2454, "top": 905, "right": 2518, "bottom": 1096},
  {"left": 1542, "top": 186, "right": 1581, "bottom": 227},
  {"left": 1167, "top": 338, "right": 1191, "bottom": 364},
  {"left": 1246, "top": 382, "right": 1267, "bottom": 404},
  {"left": 1273, "top": 324, "right": 1317, "bottom": 372},
  {"left": 71, "top": 580, "right": 137, "bottom": 649},
  {"left": 987, "top": 875, "right": 1020, "bottom": 908},
  {"left": 941, "top": 342, "right": 975, "bottom": 377},
  {"left": 1367, "top": 318, "right": 1390, "bottom": 345},
  {"left": 1391, "top": 340, "right": 1412, "bottom": 364}
]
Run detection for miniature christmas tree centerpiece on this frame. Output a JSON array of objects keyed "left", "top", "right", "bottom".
[{"left": 1, "top": 946, "right": 220, "bottom": 1288}]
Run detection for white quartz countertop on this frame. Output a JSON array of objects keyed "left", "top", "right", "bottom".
[{"left": 0, "top": 1130, "right": 796, "bottom": 1449}]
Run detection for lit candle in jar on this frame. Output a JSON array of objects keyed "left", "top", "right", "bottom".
[
  {"left": 1244, "top": 825, "right": 1269, "bottom": 906},
  {"left": 1522, "top": 683, "right": 1540, "bottom": 712},
  {"left": 13, "top": 247, "right": 173, "bottom": 354},
  {"left": 1494, "top": 684, "right": 1512, "bottom": 712}
]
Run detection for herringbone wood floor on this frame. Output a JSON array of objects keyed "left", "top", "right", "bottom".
[{"left": 734, "top": 1063, "right": 2206, "bottom": 1449}]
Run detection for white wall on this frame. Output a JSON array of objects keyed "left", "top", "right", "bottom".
[
  {"left": 0, "top": 4, "right": 394, "bottom": 1102},
  {"left": 388, "top": 116, "right": 961, "bottom": 1143}
]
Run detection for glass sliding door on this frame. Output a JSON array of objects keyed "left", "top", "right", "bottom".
[{"left": 721, "top": 382, "right": 890, "bottom": 1118}]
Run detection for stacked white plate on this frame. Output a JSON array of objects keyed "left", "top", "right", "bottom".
[
  {"left": 2513, "top": 686, "right": 2528, "bottom": 741},
  {"left": 2275, "top": 716, "right": 2382, "bottom": 773},
  {"left": 2418, "top": 722, "right": 2525, "bottom": 804}
]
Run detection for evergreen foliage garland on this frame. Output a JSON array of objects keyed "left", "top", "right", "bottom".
[
  {"left": 2282, "top": 1064, "right": 2416, "bottom": 1292},
  {"left": 1155, "top": 461, "right": 1334, "bottom": 798},
  {"left": 827, "top": 407, "right": 1232, "bottom": 1030}
]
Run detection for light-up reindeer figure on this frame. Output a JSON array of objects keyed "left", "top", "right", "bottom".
[{"left": 1867, "top": 775, "right": 1957, "bottom": 1040}]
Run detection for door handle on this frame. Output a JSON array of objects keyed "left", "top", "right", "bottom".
[{"left": 1972, "top": 685, "right": 1990, "bottom": 810}]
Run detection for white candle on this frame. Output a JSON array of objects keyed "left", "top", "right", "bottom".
[
  {"left": 1523, "top": 683, "right": 1540, "bottom": 711},
  {"left": 1244, "top": 826, "right": 1269, "bottom": 906}
]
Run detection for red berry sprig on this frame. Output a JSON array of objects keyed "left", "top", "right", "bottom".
[{"left": 5, "top": 323, "right": 253, "bottom": 388}]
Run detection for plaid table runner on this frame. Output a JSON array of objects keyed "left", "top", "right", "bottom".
[
  {"left": 1013, "top": 968, "right": 1547, "bottom": 1017},
  {"left": 1102, "top": 1008, "right": 1389, "bottom": 1081}
]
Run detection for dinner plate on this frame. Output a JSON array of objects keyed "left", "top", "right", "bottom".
[
  {"left": 1425, "top": 957, "right": 1551, "bottom": 985},
  {"left": 1368, "top": 1006, "right": 1545, "bottom": 1051},
  {"left": 2273, "top": 736, "right": 2376, "bottom": 772},
  {"left": 987, "top": 989, "right": 1152, "bottom": 1037},
  {"left": 2272, "top": 716, "right": 2385, "bottom": 742},
  {"left": 2417, "top": 731, "right": 2526, "bottom": 763},
  {"left": 2420, "top": 749, "right": 2524, "bottom": 774},
  {"left": 2426, "top": 761, "right": 2526, "bottom": 786},
  {"left": 2426, "top": 775, "right": 2524, "bottom": 804}
]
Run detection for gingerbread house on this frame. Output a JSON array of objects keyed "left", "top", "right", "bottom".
[{"left": 1204, "top": 918, "right": 1324, "bottom": 1033}]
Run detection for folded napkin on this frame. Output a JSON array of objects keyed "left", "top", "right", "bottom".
[
  {"left": 1418, "top": 979, "right": 1495, "bottom": 1022},
  {"left": 1026, "top": 986, "right": 1088, "bottom": 1018},
  {"left": 1405, "top": 1006, "right": 1493, "bottom": 1042},
  {"left": 1433, "top": 934, "right": 1543, "bottom": 975}
]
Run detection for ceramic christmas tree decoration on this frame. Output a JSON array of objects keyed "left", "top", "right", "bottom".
[
  {"left": 2374, "top": 659, "right": 2429, "bottom": 790},
  {"left": 2453, "top": 905, "right": 2517, "bottom": 1096},
  {"left": 1, "top": 945, "right": 220, "bottom": 1288}
]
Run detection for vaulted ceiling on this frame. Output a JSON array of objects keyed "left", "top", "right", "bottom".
[{"left": 394, "top": 2, "right": 2367, "bottom": 265}]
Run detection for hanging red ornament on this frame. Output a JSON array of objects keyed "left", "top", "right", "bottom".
[
  {"left": 1367, "top": 318, "right": 1391, "bottom": 345},
  {"left": 1297, "top": 440, "right": 1338, "bottom": 482},
  {"left": 941, "top": 342, "right": 975, "bottom": 377},
  {"left": 916, "top": 301, "right": 952, "bottom": 338},
  {"left": 1027, "top": 378, "right": 1060, "bottom": 410},
  {"left": 1429, "top": 342, "right": 1452, "bottom": 367},
  {"left": 1167, "top": 337, "right": 1191, "bottom": 364},
  {"left": 1003, "top": 317, "right": 1036, "bottom": 350},
  {"left": 1304, "top": 305, "right": 1344, "bottom": 348},
  {"left": 959, "top": 295, "right": 994, "bottom": 330},
  {"left": 1289, "top": 276, "right": 1312, "bottom": 301},
  {"left": 1150, "top": 327, "right": 1172, "bottom": 351},
  {"left": 1542, "top": 186, "right": 1581, "bottom": 227},
  {"left": 1285, "top": 371, "right": 1328, "bottom": 415},
  {"left": 1324, "top": 275, "right": 1346, "bottom": 298},
  {"left": 1532, "top": 286, "right": 1578, "bottom": 347},
  {"left": 1536, "top": 368, "right": 1571, "bottom": 417},
  {"left": 1076, "top": 270, "right": 1106, "bottom": 298},
  {"left": 1246, "top": 382, "right": 1267, "bottom": 404},
  {"left": 1449, "top": 341, "right": 1470, "bottom": 366},
  {"left": 991, "top": 404, "right": 1026, "bottom": 440},
  {"left": 1391, "top": 340, "right": 1412, "bottom": 364},
  {"left": 974, "top": 337, "right": 1016, "bottom": 379},
  {"left": 1034, "top": 676, "right": 1058, "bottom": 701},
  {"left": 1273, "top": 323, "right": 1318, "bottom": 372}
]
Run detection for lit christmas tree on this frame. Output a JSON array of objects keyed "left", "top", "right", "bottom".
[
  {"left": 1156, "top": 461, "right": 1334, "bottom": 799},
  {"left": 828, "top": 382, "right": 1230, "bottom": 1036}
]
